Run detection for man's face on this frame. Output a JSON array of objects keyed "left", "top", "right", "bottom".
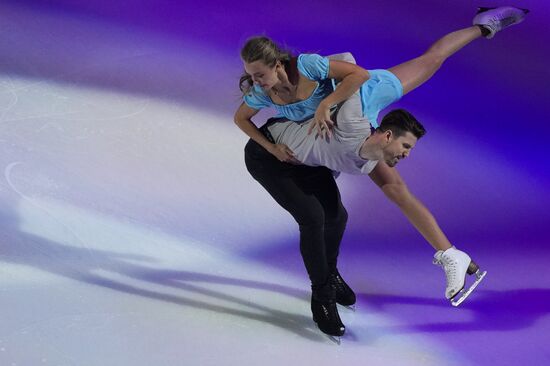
[
  {"left": 382, "top": 131, "right": 418, "bottom": 167},
  {"left": 243, "top": 60, "right": 279, "bottom": 90}
]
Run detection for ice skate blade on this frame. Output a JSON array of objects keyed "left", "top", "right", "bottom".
[
  {"left": 313, "top": 320, "right": 345, "bottom": 344},
  {"left": 451, "top": 270, "right": 487, "bottom": 307},
  {"left": 326, "top": 334, "right": 341, "bottom": 345},
  {"left": 315, "top": 325, "right": 342, "bottom": 344}
]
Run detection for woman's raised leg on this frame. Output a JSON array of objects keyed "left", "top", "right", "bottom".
[
  {"left": 390, "top": 6, "right": 528, "bottom": 95},
  {"left": 389, "top": 26, "right": 482, "bottom": 96}
]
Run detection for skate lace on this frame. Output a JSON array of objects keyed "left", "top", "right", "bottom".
[
  {"left": 488, "top": 15, "right": 515, "bottom": 28},
  {"left": 433, "top": 256, "right": 458, "bottom": 286},
  {"left": 318, "top": 301, "right": 340, "bottom": 321},
  {"left": 331, "top": 273, "right": 347, "bottom": 293},
  {"left": 321, "top": 304, "right": 329, "bottom": 317}
]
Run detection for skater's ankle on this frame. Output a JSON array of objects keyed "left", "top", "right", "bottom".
[{"left": 477, "top": 25, "right": 492, "bottom": 38}]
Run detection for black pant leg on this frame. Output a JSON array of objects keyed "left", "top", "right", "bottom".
[
  {"left": 294, "top": 170, "right": 348, "bottom": 287},
  {"left": 244, "top": 139, "right": 347, "bottom": 286},
  {"left": 292, "top": 164, "right": 348, "bottom": 274}
]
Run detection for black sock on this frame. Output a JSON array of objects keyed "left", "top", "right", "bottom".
[{"left": 477, "top": 25, "right": 491, "bottom": 37}]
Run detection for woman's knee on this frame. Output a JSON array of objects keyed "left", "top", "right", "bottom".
[{"left": 421, "top": 51, "right": 445, "bottom": 70}]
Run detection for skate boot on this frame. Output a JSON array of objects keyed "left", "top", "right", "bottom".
[
  {"left": 311, "top": 282, "right": 345, "bottom": 341},
  {"left": 330, "top": 269, "right": 356, "bottom": 307},
  {"left": 433, "top": 246, "right": 487, "bottom": 307},
  {"left": 473, "top": 6, "right": 529, "bottom": 39}
]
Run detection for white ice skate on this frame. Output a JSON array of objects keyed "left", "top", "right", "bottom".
[
  {"left": 473, "top": 6, "right": 529, "bottom": 39},
  {"left": 433, "top": 247, "right": 487, "bottom": 307}
]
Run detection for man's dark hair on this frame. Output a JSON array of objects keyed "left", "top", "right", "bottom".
[{"left": 377, "top": 109, "right": 426, "bottom": 139}]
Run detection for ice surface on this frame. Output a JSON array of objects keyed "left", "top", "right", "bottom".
[{"left": 0, "top": 2, "right": 548, "bottom": 366}]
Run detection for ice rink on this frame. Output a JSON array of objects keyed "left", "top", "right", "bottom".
[{"left": 1, "top": 1, "right": 549, "bottom": 365}]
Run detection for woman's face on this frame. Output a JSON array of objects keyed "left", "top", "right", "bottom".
[{"left": 243, "top": 60, "right": 280, "bottom": 90}]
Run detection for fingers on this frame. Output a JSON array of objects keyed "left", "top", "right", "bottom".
[
  {"left": 307, "top": 120, "right": 334, "bottom": 140},
  {"left": 274, "top": 144, "right": 296, "bottom": 163},
  {"left": 318, "top": 124, "right": 326, "bottom": 139},
  {"left": 285, "top": 146, "right": 294, "bottom": 157},
  {"left": 285, "top": 149, "right": 300, "bottom": 164},
  {"left": 273, "top": 144, "right": 301, "bottom": 164},
  {"left": 317, "top": 119, "right": 333, "bottom": 139},
  {"left": 325, "top": 120, "right": 334, "bottom": 138},
  {"left": 307, "top": 121, "right": 316, "bottom": 135},
  {"left": 288, "top": 156, "right": 301, "bottom": 165}
]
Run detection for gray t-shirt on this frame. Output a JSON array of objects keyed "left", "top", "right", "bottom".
[{"left": 266, "top": 89, "right": 379, "bottom": 175}]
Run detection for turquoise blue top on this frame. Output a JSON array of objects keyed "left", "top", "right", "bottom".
[
  {"left": 243, "top": 54, "right": 335, "bottom": 123},
  {"left": 243, "top": 53, "right": 404, "bottom": 128}
]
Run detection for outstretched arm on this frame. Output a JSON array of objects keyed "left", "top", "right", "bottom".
[
  {"left": 309, "top": 60, "right": 369, "bottom": 138},
  {"left": 369, "top": 162, "right": 453, "bottom": 251}
]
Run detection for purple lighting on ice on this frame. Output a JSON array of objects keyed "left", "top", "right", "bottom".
[{"left": 0, "top": 1, "right": 549, "bottom": 366}]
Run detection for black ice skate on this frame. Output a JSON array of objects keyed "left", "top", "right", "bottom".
[
  {"left": 330, "top": 269, "right": 356, "bottom": 309},
  {"left": 311, "top": 282, "right": 345, "bottom": 343}
]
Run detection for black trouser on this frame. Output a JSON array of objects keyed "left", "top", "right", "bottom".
[{"left": 244, "top": 134, "right": 348, "bottom": 288}]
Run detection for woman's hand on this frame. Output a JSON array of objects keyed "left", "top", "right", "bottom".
[
  {"left": 308, "top": 103, "right": 333, "bottom": 139},
  {"left": 269, "top": 143, "right": 300, "bottom": 164}
]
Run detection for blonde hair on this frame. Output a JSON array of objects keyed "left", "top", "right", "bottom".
[{"left": 239, "top": 36, "right": 292, "bottom": 95}]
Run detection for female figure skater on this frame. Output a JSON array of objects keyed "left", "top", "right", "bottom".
[{"left": 234, "top": 6, "right": 527, "bottom": 337}]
